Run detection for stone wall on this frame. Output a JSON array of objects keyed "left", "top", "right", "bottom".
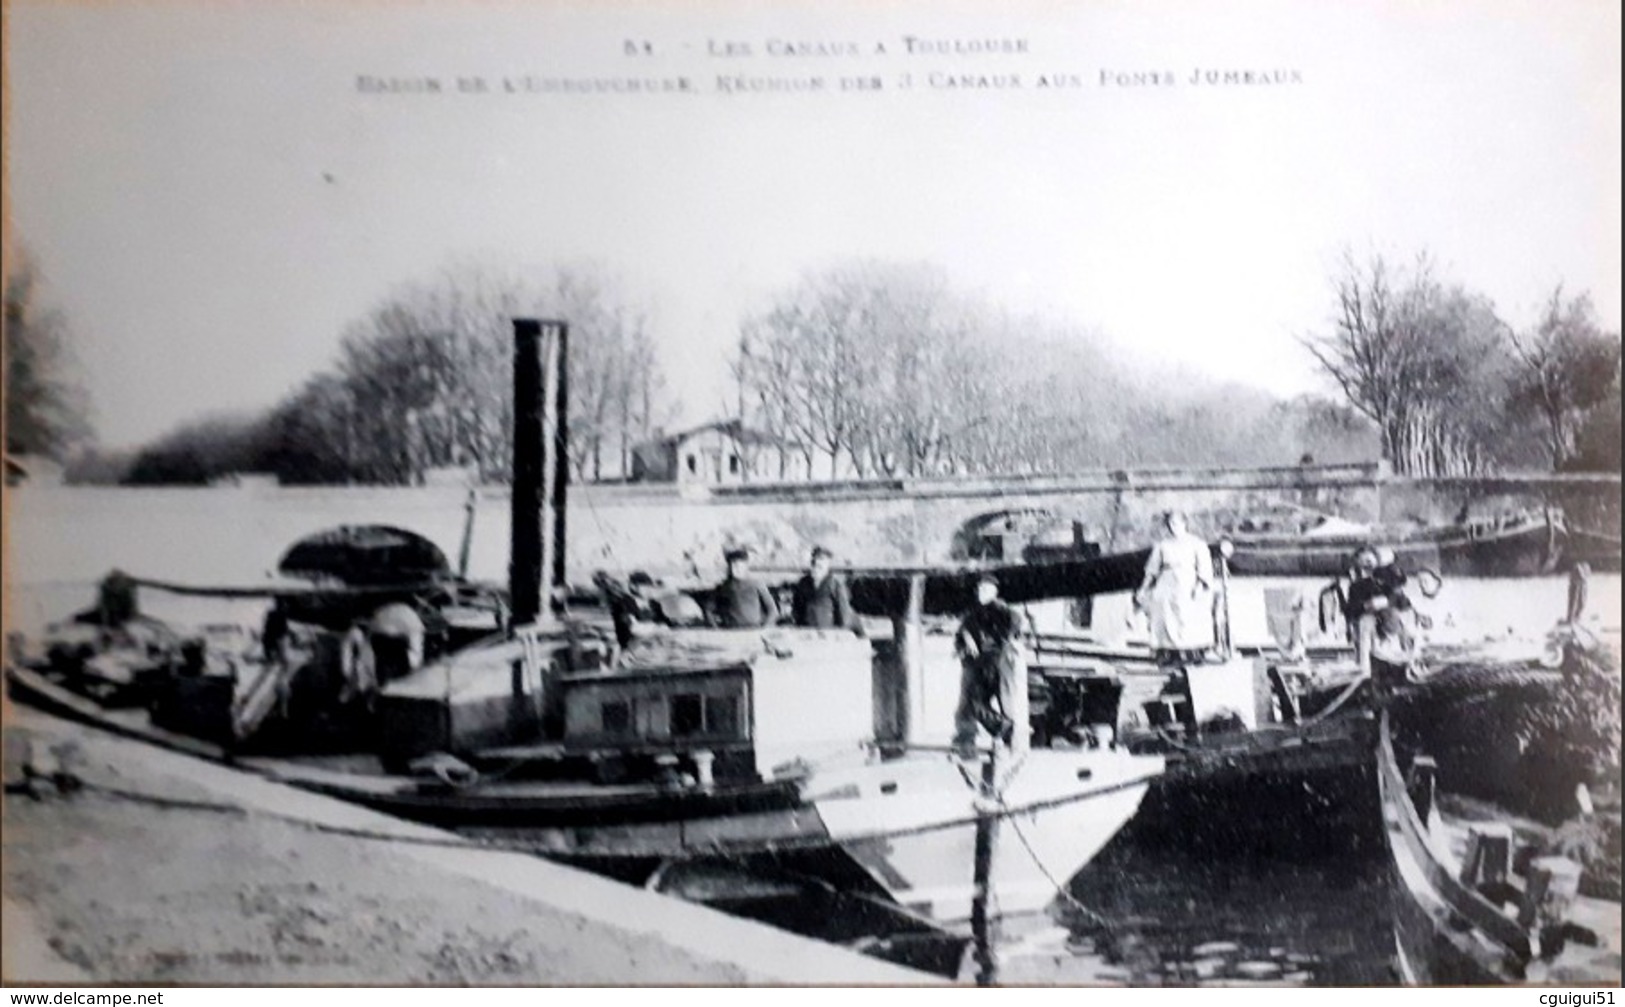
[
  {"left": 550, "top": 465, "right": 1620, "bottom": 577},
  {"left": 9, "top": 468, "right": 1617, "bottom": 602}
]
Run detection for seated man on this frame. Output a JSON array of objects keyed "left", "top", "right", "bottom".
[{"left": 711, "top": 547, "right": 780, "bottom": 629}]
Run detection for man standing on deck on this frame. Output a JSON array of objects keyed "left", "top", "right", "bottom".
[
  {"left": 952, "top": 575, "right": 1031, "bottom": 759},
  {"left": 791, "top": 546, "right": 863, "bottom": 634},
  {"left": 1339, "top": 547, "right": 1384, "bottom": 673},
  {"left": 1363, "top": 546, "right": 1426, "bottom": 689},
  {"left": 711, "top": 546, "right": 780, "bottom": 629},
  {"left": 1341, "top": 546, "right": 1422, "bottom": 688},
  {"left": 596, "top": 570, "right": 656, "bottom": 649}
]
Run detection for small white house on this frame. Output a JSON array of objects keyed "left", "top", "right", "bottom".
[{"left": 631, "top": 420, "right": 812, "bottom": 486}]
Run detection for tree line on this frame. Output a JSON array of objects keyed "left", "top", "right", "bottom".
[
  {"left": 116, "top": 265, "right": 673, "bottom": 486},
  {"left": 1301, "top": 252, "right": 1620, "bottom": 476},
  {"left": 4, "top": 257, "right": 93, "bottom": 466},
  {"left": 731, "top": 261, "right": 1381, "bottom": 478},
  {"left": 5, "top": 251, "right": 1619, "bottom": 484}
]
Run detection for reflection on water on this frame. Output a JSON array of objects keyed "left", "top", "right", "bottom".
[{"left": 993, "top": 833, "right": 1399, "bottom": 986}]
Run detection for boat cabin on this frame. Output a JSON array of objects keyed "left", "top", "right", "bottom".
[{"left": 374, "top": 624, "right": 878, "bottom": 783}]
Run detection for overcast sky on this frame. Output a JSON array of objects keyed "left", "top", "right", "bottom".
[{"left": 7, "top": 0, "right": 1621, "bottom": 448}]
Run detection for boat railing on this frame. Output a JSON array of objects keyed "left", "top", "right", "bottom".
[{"left": 1377, "top": 710, "right": 1533, "bottom": 961}]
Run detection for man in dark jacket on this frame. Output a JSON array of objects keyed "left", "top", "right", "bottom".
[
  {"left": 791, "top": 546, "right": 863, "bottom": 634},
  {"left": 952, "top": 575, "right": 1031, "bottom": 758},
  {"left": 1341, "top": 546, "right": 1420, "bottom": 689},
  {"left": 712, "top": 547, "right": 780, "bottom": 629},
  {"left": 595, "top": 570, "right": 655, "bottom": 649}
]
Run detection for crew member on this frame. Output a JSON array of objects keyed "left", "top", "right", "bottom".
[
  {"left": 1371, "top": 547, "right": 1412, "bottom": 607},
  {"left": 1135, "top": 510, "right": 1216, "bottom": 665},
  {"left": 1339, "top": 547, "right": 1382, "bottom": 670},
  {"left": 952, "top": 574, "right": 1031, "bottom": 759},
  {"left": 712, "top": 546, "right": 780, "bottom": 629},
  {"left": 1341, "top": 547, "right": 1419, "bottom": 689},
  {"left": 1372, "top": 546, "right": 1429, "bottom": 688},
  {"left": 791, "top": 546, "right": 862, "bottom": 633},
  {"left": 596, "top": 570, "right": 655, "bottom": 649}
]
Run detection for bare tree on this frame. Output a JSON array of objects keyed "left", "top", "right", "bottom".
[
  {"left": 316, "top": 262, "right": 671, "bottom": 485},
  {"left": 735, "top": 324, "right": 817, "bottom": 478},
  {"left": 1301, "top": 251, "right": 1522, "bottom": 476},
  {"left": 739, "top": 258, "right": 1388, "bottom": 479},
  {"left": 737, "top": 269, "right": 868, "bottom": 478},
  {"left": 1300, "top": 252, "right": 1422, "bottom": 468},
  {"left": 737, "top": 262, "right": 1012, "bottom": 478},
  {"left": 4, "top": 255, "right": 93, "bottom": 460},
  {"left": 261, "top": 374, "right": 360, "bottom": 484},
  {"left": 1510, "top": 287, "right": 1623, "bottom": 470}
]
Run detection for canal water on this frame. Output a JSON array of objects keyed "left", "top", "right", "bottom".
[
  {"left": 723, "top": 765, "right": 1401, "bottom": 986},
  {"left": 723, "top": 785, "right": 1399, "bottom": 985},
  {"left": 995, "top": 828, "right": 1400, "bottom": 985}
]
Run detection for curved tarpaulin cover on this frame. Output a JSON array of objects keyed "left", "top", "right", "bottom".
[
  {"left": 844, "top": 547, "right": 1180, "bottom": 618},
  {"left": 276, "top": 525, "right": 451, "bottom": 587}
]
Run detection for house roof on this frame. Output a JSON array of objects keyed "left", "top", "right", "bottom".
[{"left": 652, "top": 418, "right": 792, "bottom": 449}]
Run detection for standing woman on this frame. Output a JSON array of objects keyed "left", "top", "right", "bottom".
[{"left": 1136, "top": 510, "right": 1216, "bottom": 665}]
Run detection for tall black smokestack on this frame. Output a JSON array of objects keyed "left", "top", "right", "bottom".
[{"left": 510, "top": 319, "right": 568, "bottom": 625}]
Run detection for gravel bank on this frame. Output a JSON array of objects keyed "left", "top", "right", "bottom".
[{"left": 1, "top": 710, "right": 934, "bottom": 985}]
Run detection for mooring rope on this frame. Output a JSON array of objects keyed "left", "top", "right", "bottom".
[
  {"left": 999, "top": 797, "right": 1118, "bottom": 934},
  {"left": 1295, "top": 672, "right": 1370, "bottom": 726},
  {"left": 1150, "top": 668, "right": 1371, "bottom": 756}
]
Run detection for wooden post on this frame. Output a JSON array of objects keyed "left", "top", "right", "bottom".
[
  {"left": 457, "top": 487, "right": 477, "bottom": 579},
  {"left": 891, "top": 573, "right": 926, "bottom": 747},
  {"left": 1521, "top": 856, "right": 1583, "bottom": 958},
  {"left": 1566, "top": 562, "right": 1591, "bottom": 625},
  {"left": 1406, "top": 755, "right": 1438, "bottom": 835},
  {"left": 98, "top": 570, "right": 138, "bottom": 627},
  {"left": 1354, "top": 613, "right": 1375, "bottom": 678},
  {"left": 971, "top": 749, "right": 1000, "bottom": 986},
  {"left": 1458, "top": 823, "right": 1513, "bottom": 889},
  {"left": 1575, "top": 783, "right": 1594, "bottom": 815}
]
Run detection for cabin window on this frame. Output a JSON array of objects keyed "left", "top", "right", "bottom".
[
  {"left": 600, "top": 699, "right": 632, "bottom": 735},
  {"left": 686, "top": 454, "right": 698, "bottom": 474},
  {"left": 1068, "top": 596, "right": 1095, "bottom": 629},
  {"left": 705, "top": 694, "right": 742, "bottom": 738},
  {"left": 728, "top": 455, "right": 740, "bottom": 475},
  {"left": 670, "top": 693, "right": 704, "bottom": 737}
]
